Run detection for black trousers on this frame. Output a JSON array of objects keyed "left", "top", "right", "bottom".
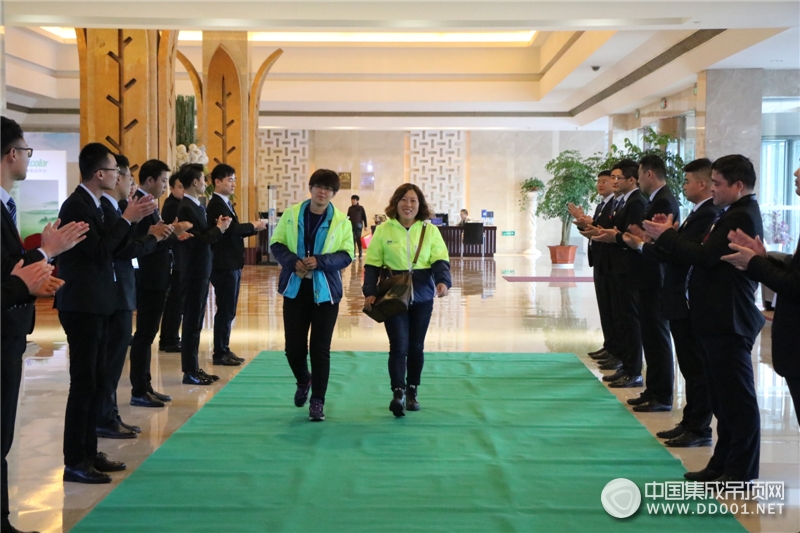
[
  {"left": 283, "top": 279, "right": 339, "bottom": 402},
  {"left": 1, "top": 334, "right": 26, "bottom": 526},
  {"left": 97, "top": 309, "right": 132, "bottom": 428},
  {"left": 639, "top": 288, "right": 674, "bottom": 404},
  {"left": 786, "top": 376, "right": 800, "bottom": 427},
  {"left": 129, "top": 288, "right": 167, "bottom": 397},
  {"left": 698, "top": 334, "right": 760, "bottom": 481},
  {"left": 58, "top": 311, "right": 109, "bottom": 467},
  {"left": 353, "top": 227, "right": 363, "bottom": 256},
  {"left": 593, "top": 268, "right": 616, "bottom": 355},
  {"left": 669, "top": 318, "right": 712, "bottom": 435},
  {"left": 609, "top": 273, "right": 643, "bottom": 377},
  {"left": 209, "top": 269, "right": 242, "bottom": 355},
  {"left": 384, "top": 298, "right": 434, "bottom": 389},
  {"left": 160, "top": 267, "right": 184, "bottom": 347},
  {"left": 181, "top": 276, "right": 210, "bottom": 374}
]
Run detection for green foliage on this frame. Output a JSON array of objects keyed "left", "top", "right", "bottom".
[
  {"left": 587, "top": 127, "right": 685, "bottom": 202},
  {"left": 535, "top": 150, "right": 596, "bottom": 246},
  {"left": 519, "top": 177, "right": 546, "bottom": 211},
  {"left": 176, "top": 95, "right": 196, "bottom": 147}
]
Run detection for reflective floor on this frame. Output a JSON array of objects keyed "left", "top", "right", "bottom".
[{"left": 8, "top": 254, "right": 800, "bottom": 533}]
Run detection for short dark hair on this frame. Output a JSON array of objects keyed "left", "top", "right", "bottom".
[
  {"left": 1, "top": 116, "right": 24, "bottom": 154},
  {"left": 351, "top": 195, "right": 360, "bottom": 201},
  {"left": 385, "top": 183, "right": 432, "bottom": 222},
  {"left": 211, "top": 163, "right": 235, "bottom": 184},
  {"left": 169, "top": 173, "right": 181, "bottom": 188},
  {"left": 683, "top": 158, "right": 712, "bottom": 175},
  {"left": 79, "top": 143, "right": 113, "bottom": 182},
  {"left": 639, "top": 154, "right": 667, "bottom": 180},
  {"left": 178, "top": 163, "right": 205, "bottom": 189},
  {"left": 612, "top": 159, "right": 639, "bottom": 180},
  {"left": 711, "top": 154, "right": 757, "bottom": 190},
  {"left": 139, "top": 159, "right": 170, "bottom": 185},
  {"left": 114, "top": 153, "right": 130, "bottom": 171},
  {"left": 308, "top": 169, "right": 340, "bottom": 193},
  {"left": 597, "top": 169, "right": 612, "bottom": 177}
]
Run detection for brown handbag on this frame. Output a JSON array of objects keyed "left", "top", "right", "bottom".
[{"left": 363, "top": 223, "right": 427, "bottom": 323}]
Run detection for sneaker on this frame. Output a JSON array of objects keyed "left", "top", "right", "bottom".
[
  {"left": 309, "top": 399, "right": 325, "bottom": 421},
  {"left": 406, "top": 385, "right": 420, "bottom": 411},
  {"left": 294, "top": 378, "right": 312, "bottom": 407},
  {"left": 389, "top": 387, "right": 406, "bottom": 417}
]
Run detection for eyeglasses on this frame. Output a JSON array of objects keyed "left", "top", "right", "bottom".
[
  {"left": 312, "top": 185, "right": 335, "bottom": 193},
  {"left": 98, "top": 167, "right": 121, "bottom": 174},
  {"left": 5, "top": 147, "right": 33, "bottom": 157}
]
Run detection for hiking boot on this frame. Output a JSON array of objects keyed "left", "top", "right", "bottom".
[
  {"left": 389, "top": 387, "right": 406, "bottom": 417},
  {"left": 309, "top": 399, "right": 325, "bottom": 422},
  {"left": 295, "top": 377, "right": 312, "bottom": 407},
  {"left": 406, "top": 385, "right": 420, "bottom": 411}
]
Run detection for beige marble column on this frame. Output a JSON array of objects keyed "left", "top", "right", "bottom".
[{"left": 697, "top": 69, "right": 763, "bottom": 172}]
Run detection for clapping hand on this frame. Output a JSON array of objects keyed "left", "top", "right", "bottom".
[
  {"left": 40, "top": 219, "right": 89, "bottom": 258},
  {"left": 721, "top": 229, "right": 767, "bottom": 271},
  {"left": 591, "top": 227, "right": 620, "bottom": 243},
  {"left": 170, "top": 218, "right": 193, "bottom": 238},
  {"left": 642, "top": 214, "right": 676, "bottom": 241},
  {"left": 11, "top": 259, "right": 52, "bottom": 294},
  {"left": 32, "top": 275, "right": 65, "bottom": 297},
  {"left": 122, "top": 194, "right": 157, "bottom": 223}
]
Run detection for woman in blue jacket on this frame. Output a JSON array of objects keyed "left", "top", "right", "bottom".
[
  {"left": 270, "top": 169, "right": 354, "bottom": 421},
  {"left": 363, "top": 184, "right": 452, "bottom": 417}
]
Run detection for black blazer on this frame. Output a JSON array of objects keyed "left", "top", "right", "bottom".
[
  {"left": 161, "top": 193, "right": 182, "bottom": 271},
  {"left": 132, "top": 190, "right": 174, "bottom": 292},
  {"left": 101, "top": 197, "right": 158, "bottom": 311},
  {"left": 1, "top": 202, "right": 44, "bottom": 336},
  {"left": 747, "top": 245, "right": 800, "bottom": 378},
  {"left": 635, "top": 185, "right": 681, "bottom": 289},
  {"left": 55, "top": 186, "right": 132, "bottom": 315},
  {"left": 587, "top": 197, "right": 615, "bottom": 272},
  {"left": 206, "top": 194, "right": 256, "bottom": 271},
  {"left": 656, "top": 194, "right": 765, "bottom": 338},
  {"left": 644, "top": 198, "right": 718, "bottom": 320},
  {"left": 606, "top": 189, "right": 648, "bottom": 276},
  {"left": 177, "top": 197, "right": 222, "bottom": 280}
]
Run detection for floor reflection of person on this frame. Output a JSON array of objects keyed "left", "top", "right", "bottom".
[{"left": 362, "top": 184, "right": 452, "bottom": 417}]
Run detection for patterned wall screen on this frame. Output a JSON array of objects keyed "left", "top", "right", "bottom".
[
  {"left": 409, "top": 131, "right": 465, "bottom": 216},
  {"left": 256, "top": 130, "right": 309, "bottom": 211}
]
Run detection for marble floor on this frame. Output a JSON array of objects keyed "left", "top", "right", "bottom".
[{"left": 8, "top": 253, "right": 799, "bottom": 533}]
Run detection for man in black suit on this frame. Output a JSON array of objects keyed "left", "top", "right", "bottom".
[
  {"left": 569, "top": 171, "right": 618, "bottom": 366},
  {"left": 96, "top": 155, "right": 173, "bottom": 439},
  {"left": 346, "top": 195, "right": 368, "bottom": 258},
  {"left": 176, "top": 164, "right": 231, "bottom": 385},
  {"left": 207, "top": 164, "right": 266, "bottom": 366},
  {"left": 585, "top": 160, "right": 648, "bottom": 389},
  {"left": 723, "top": 164, "right": 800, "bottom": 425},
  {"left": 158, "top": 173, "right": 186, "bottom": 353},
  {"left": 624, "top": 158, "right": 718, "bottom": 446},
  {"left": 645, "top": 154, "right": 765, "bottom": 484},
  {"left": 128, "top": 160, "right": 191, "bottom": 408},
  {"left": 56, "top": 143, "right": 156, "bottom": 484},
  {"left": 1, "top": 117, "right": 89, "bottom": 533}
]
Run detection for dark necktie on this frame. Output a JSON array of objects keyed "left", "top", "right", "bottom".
[
  {"left": 686, "top": 209, "right": 725, "bottom": 300},
  {"left": 228, "top": 201, "right": 236, "bottom": 218},
  {"left": 117, "top": 207, "right": 123, "bottom": 217},
  {"left": 593, "top": 201, "right": 605, "bottom": 223},
  {"left": 7, "top": 197, "right": 17, "bottom": 226},
  {"left": 613, "top": 198, "right": 625, "bottom": 217},
  {"left": 97, "top": 204, "right": 105, "bottom": 222}
]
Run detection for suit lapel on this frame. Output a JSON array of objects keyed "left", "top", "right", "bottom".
[{"left": 1, "top": 202, "right": 25, "bottom": 253}]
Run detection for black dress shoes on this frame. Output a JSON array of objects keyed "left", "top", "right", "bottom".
[
  {"left": 182, "top": 372, "right": 214, "bottom": 385},
  {"left": 198, "top": 368, "right": 220, "bottom": 382},
  {"left": 626, "top": 392, "right": 652, "bottom": 406},
  {"left": 665, "top": 432, "right": 712, "bottom": 447},
  {"left": 608, "top": 374, "right": 643, "bottom": 388},
  {"left": 602, "top": 369, "right": 625, "bottom": 382},
  {"left": 684, "top": 467, "right": 722, "bottom": 482},
  {"left": 148, "top": 389, "right": 172, "bottom": 402},
  {"left": 632, "top": 399, "right": 672, "bottom": 412},
  {"left": 159, "top": 343, "right": 182, "bottom": 353},
  {"left": 130, "top": 392, "right": 165, "bottom": 408},
  {"left": 117, "top": 417, "right": 141, "bottom": 433},
  {"left": 63, "top": 462, "right": 112, "bottom": 484},
  {"left": 598, "top": 359, "right": 623, "bottom": 371},
  {"left": 93, "top": 452, "right": 126, "bottom": 472},
  {"left": 588, "top": 348, "right": 607, "bottom": 358},
  {"left": 96, "top": 423, "right": 137, "bottom": 439},
  {"left": 212, "top": 353, "right": 241, "bottom": 366},
  {"left": 656, "top": 424, "right": 685, "bottom": 439},
  {"left": 226, "top": 351, "right": 245, "bottom": 363}
]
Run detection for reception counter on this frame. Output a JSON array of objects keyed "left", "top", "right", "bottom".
[{"left": 439, "top": 226, "right": 497, "bottom": 257}]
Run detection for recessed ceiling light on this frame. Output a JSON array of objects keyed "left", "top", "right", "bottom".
[{"left": 770, "top": 59, "right": 784, "bottom": 63}]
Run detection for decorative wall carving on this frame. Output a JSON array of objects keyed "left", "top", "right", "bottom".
[
  {"left": 256, "top": 130, "right": 309, "bottom": 211},
  {"left": 409, "top": 130, "right": 465, "bottom": 216}
]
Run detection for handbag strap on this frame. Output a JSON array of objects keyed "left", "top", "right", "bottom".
[{"left": 410, "top": 222, "right": 427, "bottom": 267}]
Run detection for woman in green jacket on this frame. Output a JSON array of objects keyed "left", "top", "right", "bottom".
[{"left": 362, "top": 184, "right": 452, "bottom": 417}]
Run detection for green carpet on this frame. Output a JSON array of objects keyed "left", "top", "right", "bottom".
[{"left": 73, "top": 352, "right": 745, "bottom": 532}]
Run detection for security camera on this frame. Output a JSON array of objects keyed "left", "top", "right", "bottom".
[{"left": 591, "top": 66, "right": 600, "bottom": 72}]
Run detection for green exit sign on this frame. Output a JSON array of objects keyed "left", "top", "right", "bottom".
[
  {"left": 501, "top": 230, "right": 516, "bottom": 236},
  {"left": 502, "top": 269, "right": 515, "bottom": 275}
]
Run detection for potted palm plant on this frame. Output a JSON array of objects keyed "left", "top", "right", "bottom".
[{"left": 535, "top": 150, "right": 596, "bottom": 265}]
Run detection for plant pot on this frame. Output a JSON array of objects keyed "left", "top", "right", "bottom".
[{"left": 547, "top": 245, "right": 577, "bottom": 267}]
